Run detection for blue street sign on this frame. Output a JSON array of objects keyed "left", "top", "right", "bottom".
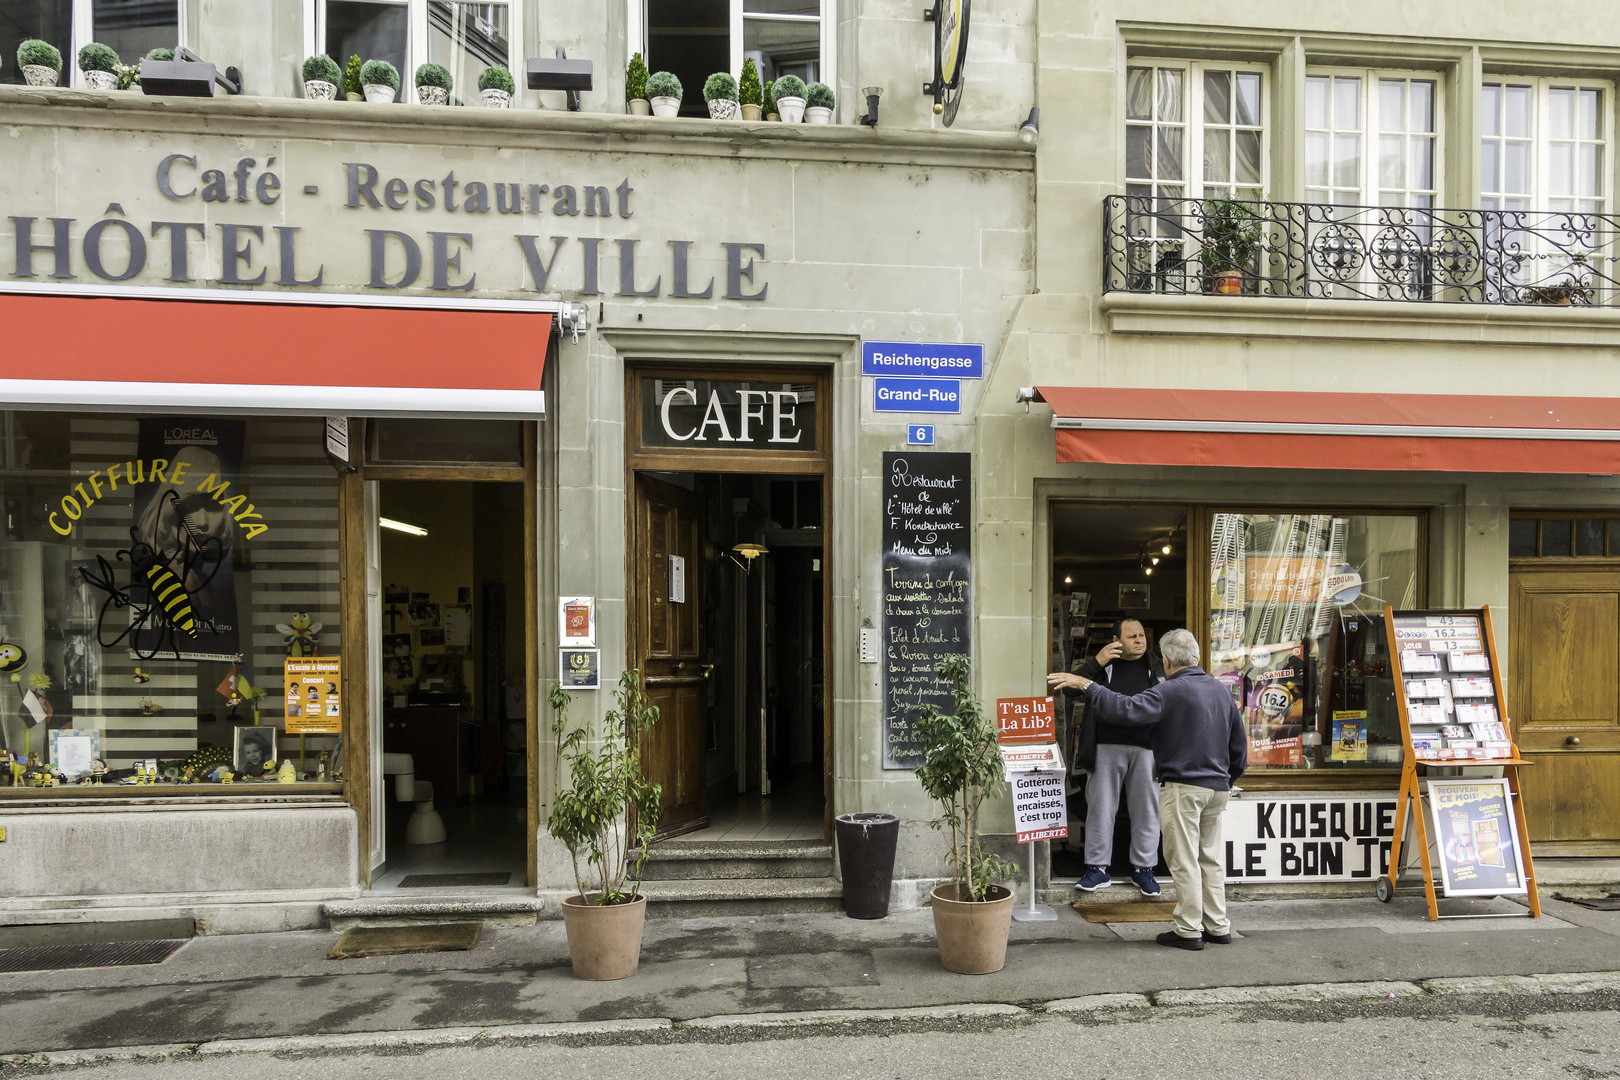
[
  {"left": 907, "top": 424, "right": 935, "bottom": 445},
  {"left": 862, "top": 340, "right": 984, "bottom": 379},
  {"left": 874, "top": 377, "right": 962, "bottom": 414}
]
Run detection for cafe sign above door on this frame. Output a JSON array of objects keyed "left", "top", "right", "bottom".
[{"left": 641, "top": 378, "right": 819, "bottom": 451}]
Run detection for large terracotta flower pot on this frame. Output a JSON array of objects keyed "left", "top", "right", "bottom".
[
  {"left": 560, "top": 894, "right": 648, "bottom": 980},
  {"left": 930, "top": 882, "right": 1013, "bottom": 974}
]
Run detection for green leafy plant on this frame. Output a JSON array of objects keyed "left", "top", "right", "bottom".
[
  {"left": 113, "top": 61, "right": 141, "bottom": 90},
  {"left": 645, "top": 70, "right": 681, "bottom": 102},
  {"left": 805, "top": 81, "right": 834, "bottom": 110},
  {"left": 359, "top": 59, "right": 400, "bottom": 91},
  {"left": 739, "top": 58, "right": 762, "bottom": 107},
  {"left": 1523, "top": 276, "right": 1590, "bottom": 305},
  {"left": 625, "top": 51, "right": 648, "bottom": 102},
  {"left": 547, "top": 672, "right": 664, "bottom": 906},
  {"left": 1196, "top": 197, "right": 1265, "bottom": 275},
  {"left": 703, "top": 71, "right": 737, "bottom": 103},
  {"left": 478, "top": 64, "right": 514, "bottom": 93},
  {"left": 77, "top": 42, "right": 119, "bottom": 74},
  {"left": 763, "top": 78, "right": 775, "bottom": 116},
  {"left": 302, "top": 54, "right": 341, "bottom": 84},
  {"left": 342, "top": 54, "right": 364, "bottom": 96},
  {"left": 772, "top": 73, "right": 806, "bottom": 101},
  {"left": 912, "top": 656, "right": 1017, "bottom": 903},
  {"left": 415, "top": 62, "right": 451, "bottom": 90},
  {"left": 144, "top": 47, "right": 174, "bottom": 62},
  {"left": 17, "top": 40, "right": 62, "bottom": 73}
]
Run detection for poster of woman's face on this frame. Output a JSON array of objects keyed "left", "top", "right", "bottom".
[{"left": 234, "top": 727, "right": 276, "bottom": 774}]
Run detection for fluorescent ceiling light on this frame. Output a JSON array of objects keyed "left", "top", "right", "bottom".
[{"left": 379, "top": 516, "right": 428, "bottom": 537}]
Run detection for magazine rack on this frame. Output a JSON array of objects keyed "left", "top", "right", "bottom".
[{"left": 1379, "top": 606, "right": 1540, "bottom": 921}]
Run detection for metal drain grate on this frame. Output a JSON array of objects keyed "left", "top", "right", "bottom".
[
  {"left": 0, "top": 939, "right": 187, "bottom": 974},
  {"left": 397, "top": 872, "right": 512, "bottom": 888}
]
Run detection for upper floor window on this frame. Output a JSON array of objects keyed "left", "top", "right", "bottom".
[
  {"left": 1482, "top": 80, "right": 1608, "bottom": 214},
  {"left": 1126, "top": 61, "right": 1267, "bottom": 208},
  {"left": 2, "top": 0, "right": 178, "bottom": 87},
  {"left": 1305, "top": 70, "right": 1439, "bottom": 208},
  {"left": 642, "top": 0, "right": 830, "bottom": 119},
  {"left": 313, "top": 0, "right": 515, "bottom": 105}
]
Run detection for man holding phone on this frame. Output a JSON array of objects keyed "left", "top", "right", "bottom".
[{"left": 1047, "top": 618, "right": 1165, "bottom": 895}]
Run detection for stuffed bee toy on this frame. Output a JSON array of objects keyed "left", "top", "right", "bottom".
[{"left": 276, "top": 613, "right": 323, "bottom": 657}]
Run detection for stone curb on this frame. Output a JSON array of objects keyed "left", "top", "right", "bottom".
[
  {"left": 1044, "top": 993, "right": 1154, "bottom": 1012},
  {"left": 1154, "top": 981, "right": 1424, "bottom": 1006},
  {"left": 680, "top": 1004, "right": 1026, "bottom": 1029},
  {"left": 1421, "top": 971, "right": 1620, "bottom": 996}
]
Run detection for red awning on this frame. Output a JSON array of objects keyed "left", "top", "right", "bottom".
[
  {"left": 0, "top": 291, "right": 553, "bottom": 416},
  {"left": 1036, "top": 386, "right": 1620, "bottom": 474}
]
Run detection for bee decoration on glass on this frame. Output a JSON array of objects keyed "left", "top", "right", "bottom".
[
  {"left": 133, "top": 667, "right": 152, "bottom": 684},
  {"left": 77, "top": 491, "right": 225, "bottom": 661},
  {"left": 276, "top": 612, "right": 323, "bottom": 658},
  {"left": 0, "top": 641, "right": 28, "bottom": 674}
]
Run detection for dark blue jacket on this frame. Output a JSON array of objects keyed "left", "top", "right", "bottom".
[{"left": 1082, "top": 665, "right": 1247, "bottom": 791}]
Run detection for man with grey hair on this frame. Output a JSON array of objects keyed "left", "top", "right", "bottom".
[{"left": 1071, "top": 627, "right": 1247, "bottom": 950}]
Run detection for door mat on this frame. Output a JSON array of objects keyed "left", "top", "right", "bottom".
[
  {"left": 1072, "top": 900, "right": 1178, "bottom": 923},
  {"left": 326, "top": 922, "right": 481, "bottom": 960},
  {"left": 397, "top": 872, "right": 512, "bottom": 888},
  {"left": 0, "top": 939, "right": 186, "bottom": 974},
  {"left": 1554, "top": 894, "right": 1620, "bottom": 911}
]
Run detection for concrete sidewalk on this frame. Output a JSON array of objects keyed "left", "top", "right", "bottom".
[{"left": 3, "top": 892, "right": 1619, "bottom": 1059}]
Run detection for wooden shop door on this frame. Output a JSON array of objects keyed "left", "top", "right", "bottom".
[
  {"left": 631, "top": 473, "right": 707, "bottom": 836},
  {"left": 1510, "top": 565, "right": 1620, "bottom": 853}
]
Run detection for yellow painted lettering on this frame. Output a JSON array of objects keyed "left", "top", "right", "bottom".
[
  {"left": 242, "top": 522, "right": 269, "bottom": 540},
  {"left": 105, "top": 462, "right": 122, "bottom": 491},
  {"left": 148, "top": 459, "right": 168, "bottom": 483},
  {"left": 61, "top": 495, "right": 82, "bottom": 520},
  {"left": 199, "top": 472, "right": 230, "bottom": 498},
  {"left": 73, "top": 482, "right": 93, "bottom": 509},
  {"left": 87, "top": 471, "right": 103, "bottom": 498},
  {"left": 48, "top": 512, "right": 71, "bottom": 536},
  {"left": 170, "top": 460, "right": 190, "bottom": 486}
]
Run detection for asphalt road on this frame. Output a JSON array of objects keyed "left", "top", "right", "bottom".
[{"left": 22, "top": 992, "right": 1620, "bottom": 1080}]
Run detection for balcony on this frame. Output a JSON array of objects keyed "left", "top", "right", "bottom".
[{"left": 1103, "top": 195, "right": 1618, "bottom": 307}]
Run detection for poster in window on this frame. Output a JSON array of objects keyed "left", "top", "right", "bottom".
[
  {"left": 1118, "top": 584, "right": 1150, "bottom": 609},
  {"left": 1427, "top": 778, "right": 1527, "bottom": 896}
]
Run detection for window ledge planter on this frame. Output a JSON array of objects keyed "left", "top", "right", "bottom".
[
  {"left": 305, "top": 79, "right": 337, "bottom": 100},
  {"left": 83, "top": 70, "right": 117, "bottom": 91},
  {"left": 23, "top": 64, "right": 59, "bottom": 86},
  {"left": 416, "top": 85, "right": 447, "bottom": 105},
  {"left": 804, "top": 105, "right": 832, "bottom": 124},
  {"left": 627, "top": 97, "right": 650, "bottom": 116},
  {"left": 776, "top": 95, "right": 805, "bottom": 123},
  {"left": 364, "top": 84, "right": 395, "bottom": 103}
]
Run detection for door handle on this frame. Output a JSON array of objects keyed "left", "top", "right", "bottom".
[
  {"left": 1567, "top": 735, "right": 1582, "bottom": 747},
  {"left": 701, "top": 664, "right": 714, "bottom": 680}
]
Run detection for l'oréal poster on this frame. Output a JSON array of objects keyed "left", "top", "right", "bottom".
[{"left": 127, "top": 418, "right": 244, "bottom": 660}]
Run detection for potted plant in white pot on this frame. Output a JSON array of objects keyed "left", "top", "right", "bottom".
[
  {"left": 772, "top": 73, "right": 806, "bottom": 123},
  {"left": 763, "top": 79, "right": 778, "bottom": 121},
  {"left": 804, "top": 81, "right": 834, "bottom": 124},
  {"left": 342, "top": 54, "right": 363, "bottom": 101},
  {"left": 738, "top": 58, "right": 762, "bottom": 120},
  {"left": 17, "top": 39, "right": 62, "bottom": 87},
  {"left": 302, "top": 54, "right": 341, "bottom": 100},
  {"left": 77, "top": 42, "right": 119, "bottom": 90},
  {"left": 625, "top": 51, "right": 650, "bottom": 115},
  {"left": 913, "top": 655, "right": 1018, "bottom": 975},
  {"left": 414, "top": 62, "right": 451, "bottom": 105},
  {"left": 547, "top": 672, "right": 663, "bottom": 981},
  {"left": 478, "top": 64, "right": 514, "bottom": 108},
  {"left": 359, "top": 59, "right": 399, "bottom": 103},
  {"left": 704, "top": 71, "right": 738, "bottom": 119},
  {"left": 646, "top": 70, "right": 681, "bottom": 117}
]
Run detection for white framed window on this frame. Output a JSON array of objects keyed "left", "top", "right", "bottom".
[
  {"left": 1482, "top": 78, "right": 1610, "bottom": 214},
  {"left": 1, "top": 0, "right": 184, "bottom": 88},
  {"left": 639, "top": 0, "right": 833, "bottom": 119},
  {"left": 1125, "top": 60, "right": 1269, "bottom": 207},
  {"left": 1305, "top": 69, "right": 1440, "bottom": 208},
  {"left": 308, "top": 0, "right": 520, "bottom": 105}
]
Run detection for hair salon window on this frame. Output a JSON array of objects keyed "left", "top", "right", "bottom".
[
  {"left": 1208, "top": 512, "right": 1423, "bottom": 771},
  {"left": 1, "top": 0, "right": 180, "bottom": 87},
  {"left": 639, "top": 0, "right": 832, "bottom": 118},
  {"left": 311, "top": 0, "right": 516, "bottom": 104},
  {"left": 0, "top": 413, "right": 343, "bottom": 794}
]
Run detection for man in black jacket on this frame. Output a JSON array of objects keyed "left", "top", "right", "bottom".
[
  {"left": 1075, "top": 628, "right": 1247, "bottom": 951},
  {"left": 1047, "top": 618, "right": 1165, "bottom": 895}
]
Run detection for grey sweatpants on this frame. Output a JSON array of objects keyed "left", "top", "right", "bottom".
[{"left": 1084, "top": 743, "right": 1161, "bottom": 869}]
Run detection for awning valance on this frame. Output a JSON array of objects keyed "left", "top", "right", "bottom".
[
  {"left": 0, "top": 289, "right": 555, "bottom": 417},
  {"left": 1035, "top": 386, "right": 1620, "bottom": 474}
]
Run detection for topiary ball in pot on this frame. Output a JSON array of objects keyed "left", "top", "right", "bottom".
[
  {"left": 144, "top": 47, "right": 174, "bottom": 62},
  {"left": 625, "top": 51, "right": 649, "bottom": 113},
  {"left": 703, "top": 72, "right": 738, "bottom": 119},
  {"left": 804, "top": 81, "right": 834, "bottom": 124},
  {"left": 477, "top": 64, "right": 515, "bottom": 107},
  {"left": 646, "top": 70, "right": 682, "bottom": 116},
  {"left": 359, "top": 59, "right": 399, "bottom": 103},
  {"left": 772, "top": 73, "right": 806, "bottom": 122},
  {"left": 77, "top": 42, "right": 120, "bottom": 90},
  {"left": 414, "top": 62, "right": 451, "bottom": 105},
  {"left": 301, "top": 54, "right": 341, "bottom": 100},
  {"left": 17, "top": 39, "right": 62, "bottom": 86}
]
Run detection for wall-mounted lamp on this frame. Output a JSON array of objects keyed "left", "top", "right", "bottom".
[
  {"left": 139, "top": 46, "right": 240, "bottom": 97},
  {"left": 1018, "top": 106, "right": 1040, "bottom": 146},
  {"left": 728, "top": 542, "right": 769, "bottom": 572},
  {"left": 380, "top": 516, "right": 428, "bottom": 537},
  {"left": 527, "top": 46, "right": 592, "bottom": 111},
  {"left": 859, "top": 85, "right": 882, "bottom": 126},
  {"left": 1014, "top": 386, "right": 1039, "bottom": 403}
]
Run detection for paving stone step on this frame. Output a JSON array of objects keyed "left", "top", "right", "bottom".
[{"left": 638, "top": 877, "right": 843, "bottom": 918}]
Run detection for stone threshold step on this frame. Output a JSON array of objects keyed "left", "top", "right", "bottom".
[
  {"left": 647, "top": 839, "right": 833, "bottom": 860},
  {"left": 322, "top": 895, "right": 544, "bottom": 931}
]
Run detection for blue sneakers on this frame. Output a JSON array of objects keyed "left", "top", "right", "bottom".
[
  {"left": 1075, "top": 866, "right": 1112, "bottom": 891},
  {"left": 1131, "top": 867, "right": 1162, "bottom": 896}
]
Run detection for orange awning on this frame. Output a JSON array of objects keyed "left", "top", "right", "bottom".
[
  {"left": 1036, "top": 386, "right": 1620, "bottom": 474},
  {"left": 0, "top": 292, "right": 554, "bottom": 416}
]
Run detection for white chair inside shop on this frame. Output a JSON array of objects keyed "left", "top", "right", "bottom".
[{"left": 381, "top": 752, "right": 446, "bottom": 845}]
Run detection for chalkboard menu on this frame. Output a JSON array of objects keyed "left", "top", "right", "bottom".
[{"left": 881, "top": 451, "right": 972, "bottom": 769}]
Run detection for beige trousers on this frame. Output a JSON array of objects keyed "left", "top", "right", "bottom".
[{"left": 1158, "top": 781, "right": 1231, "bottom": 939}]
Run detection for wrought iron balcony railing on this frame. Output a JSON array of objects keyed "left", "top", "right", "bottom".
[{"left": 1103, "top": 194, "right": 1618, "bottom": 307}]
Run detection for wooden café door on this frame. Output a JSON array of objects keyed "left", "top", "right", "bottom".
[
  {"left": 632, "top": 474, "right": 707, "bottom": 835},
  {"left": 1510, "top": 566, "right": 1620, "bottom": 853}
]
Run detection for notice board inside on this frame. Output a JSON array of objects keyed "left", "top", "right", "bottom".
[{"left": 881, "top": 451, "right": 971, "bottom": 769}]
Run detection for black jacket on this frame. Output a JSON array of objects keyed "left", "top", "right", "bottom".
[
  {"left": 1082, "top": 665, "right": 1248, "bottom": 791},
  {"left": 1064, "top": 652, "right": 1164, "bottom": 770}
]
